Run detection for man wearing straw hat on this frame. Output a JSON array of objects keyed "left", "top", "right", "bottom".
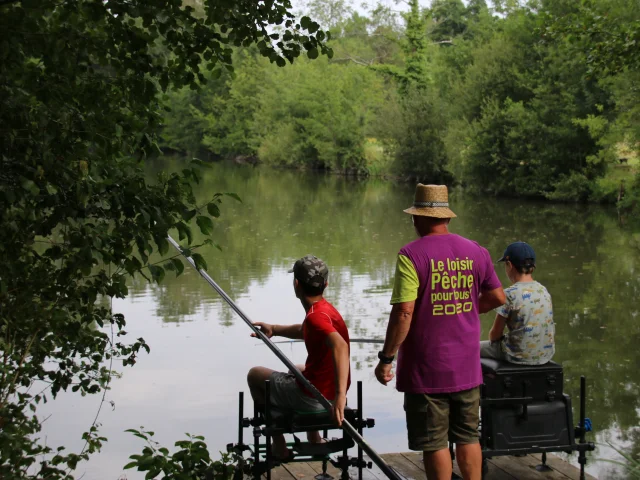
[{"left": 375, "top": 184, "right": 506, "bottom": 480}]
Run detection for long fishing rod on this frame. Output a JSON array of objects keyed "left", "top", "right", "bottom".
[
  {"left": 270, "top": 338, "right": 384, "bottom": 345},
  {"left": 167, "top": 236, "right": 402, "bottom": 480}
]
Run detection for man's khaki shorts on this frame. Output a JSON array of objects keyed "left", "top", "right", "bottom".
[{"left": 404, "top": 387, "right": 480, "bottom": 452}]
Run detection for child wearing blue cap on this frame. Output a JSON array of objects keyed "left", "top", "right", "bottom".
[{"left": 480, "top": 241, "right": 555, "bottom": 365}]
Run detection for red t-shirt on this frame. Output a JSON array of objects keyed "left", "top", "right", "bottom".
[{"left": 300, "top": 299, "right": 351, "bottom": 400}]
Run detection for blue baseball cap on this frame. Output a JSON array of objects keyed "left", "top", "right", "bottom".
[{"left": 497, "top": 242, "right": 536, "bottom": 268}]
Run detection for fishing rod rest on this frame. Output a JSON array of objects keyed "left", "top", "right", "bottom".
[{"left": 227, "top": 380, "right": 375, "bottom": 480}]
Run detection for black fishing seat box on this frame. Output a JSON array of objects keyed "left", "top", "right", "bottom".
[
  {"left": 481, "top": 357, "right": 564, "bottom": 402},
  {"left": 480, "top": 358, "right": 573, "bottom": 453}
]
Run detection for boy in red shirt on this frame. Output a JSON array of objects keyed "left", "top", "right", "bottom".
[{"left": 247, "top": 255, "right": 351, "bottom": 460}]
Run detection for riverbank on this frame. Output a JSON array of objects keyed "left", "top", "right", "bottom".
[{"left": 160, "top": 152, "right": 640, "bottom": 213}]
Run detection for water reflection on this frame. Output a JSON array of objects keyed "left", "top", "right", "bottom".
[{"left": 41, "top": 160, "right": 639, "bottom": 479}]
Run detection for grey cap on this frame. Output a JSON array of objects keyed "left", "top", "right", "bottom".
[{"left": 288, "top": 254, "right": 329, "bottom": 288}]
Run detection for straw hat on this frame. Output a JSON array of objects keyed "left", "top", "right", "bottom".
[{"left": 403, "top": 184, "right": 457, "bottom": 218}]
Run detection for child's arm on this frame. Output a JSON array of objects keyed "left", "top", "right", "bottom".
[{"left": 488, "top": 314, "right": 508, "bottom": 342}]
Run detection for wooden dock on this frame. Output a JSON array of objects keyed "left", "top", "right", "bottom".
[{"left": 267, "top": 452, "right": 597, "bottom": 480}]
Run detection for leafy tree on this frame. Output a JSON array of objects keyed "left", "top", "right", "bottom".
[
  {"left": 0, "top": 0, "right": 328, "bottom": 477},
  {"left": 156, "top": 0, "right": 639, "bottom": 201},
  {"left": 466, "top": 0, "right": 489, "bottom": 18},
  {"left": 543, "top": 0, "right": 640, "bottom": 208},
  {"left": 254, "top": 57, "right": 384, "bottom": 173},
  {"left": 445, "top": 5, "right": 610, "bottom": 199},
  {"left": 429, "top": 0, "right": 468, "bottom": 42},
  {"left": 303, "top": 0, "right": 353, "bottom": 31},
  {"left": 198, "top": 49, "right": 265, "bottom": 159},
  {"left": 544, "top": 0, "right": 640, "bottom": 75},
  {"left": 379, "top": 87, "right": 451, "bottom": 182},
  {"left": 400, "top": 0, "right": 428, "bottom": 90}
]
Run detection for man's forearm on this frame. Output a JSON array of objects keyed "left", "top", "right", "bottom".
[
  {"left": 478, "top": 289, "right": 506, "bottom": 314},
  {"left": 381, "top": 303, "right": 414, "bottom": 356},
  {"left": 273, "top": 324, "right": 303, "bottom": 339}
]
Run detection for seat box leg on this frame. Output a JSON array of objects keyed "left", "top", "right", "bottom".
[{"left": 535, "top": 452, "right": 552, "bottom": 472}]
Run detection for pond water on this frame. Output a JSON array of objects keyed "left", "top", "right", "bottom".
[{"left": 40, "top": 160, "right": 640, "bottom": 479}]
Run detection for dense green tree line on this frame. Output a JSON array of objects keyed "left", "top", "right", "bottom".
[{"left": 161, "top": 0, "right": 640, "bottom": 207}]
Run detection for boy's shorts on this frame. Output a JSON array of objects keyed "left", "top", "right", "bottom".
[
  {"left": 269, "top": 372, "right": 327, "bottom": 412},
  {"left": 404, "top": 387, "right": 480, "bottom": 452}
]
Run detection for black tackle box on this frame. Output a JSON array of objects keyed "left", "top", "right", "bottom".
[
  {"left": 481, "top": 358, "right": 564, "bottom": 402},
  {"left": 482, "top": 398, "right": 573, "bottom": 451}
]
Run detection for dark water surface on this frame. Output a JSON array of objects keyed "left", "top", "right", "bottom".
[{"left": 41, "top": 160, "right": 640, "bottom": 479}]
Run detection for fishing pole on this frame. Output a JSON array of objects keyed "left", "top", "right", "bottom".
[
  {"left": 167, "top": 236, "right": 402, "bottom": 480},
  {"left": 270, "top": 338, "right": 384, "bottom": 345}
]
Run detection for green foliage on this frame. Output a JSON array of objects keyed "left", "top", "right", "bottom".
[
  {"left": 124, "top": 428, "right": 244, "bottom": 480},
  {"left": 157, "top": 0, "right": 640, "bottom": 196},
  {"left": 380, "top": 88, "right": 451, "bottom": 182},
  {"left": 620, "top": 173, "right": 640, "bottom": 212},
  {"left": 200, "top": 51, "right": 264, "bottom": 158},
  {"left": 544, "top": 0, "right": 640, "bottom": 76},
  {"left": 255, "top": 58, "right": 385, "bottom": 173},
  {"left": 429, "top": 0, "right": 468, "bottom": 41},
  {"left": 160, "top": 87, "right": 209, "bottom": 156},
  {"left": 400, "top": 0, "right": 428, "bottom": 90},
  {"left": 0, "top": 0, "right": 326, "bottom": 477}
]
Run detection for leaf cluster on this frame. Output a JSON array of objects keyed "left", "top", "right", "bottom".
[{"left": 123, "top": 428, "right": 244, "bottom": 480}]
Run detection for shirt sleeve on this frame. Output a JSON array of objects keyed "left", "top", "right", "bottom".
[
  {"left": 481, "top": 247, "right": 503, "bottom": 292},
  {"left": 390, "top": 254, "right": 419, "bottom": 305},
  {"left": 495, "top": 293, "right": 511, "bottom": 318},
  {"left": 305, "top": 311, "right": 337, "bottom": 338}
]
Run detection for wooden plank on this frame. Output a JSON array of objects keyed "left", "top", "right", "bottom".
[
  {"left": 481, "top": 458, "right": 519, "bottom": 480},
  {"left": 282, "top": 452, "right": 595, "bottom": 480},
  {"left": 380, "top": 453, "right": 425, "bottom": 480},
  {"left": 266, "top": 465, "right": 297, "bottom": 480},
  {"left": 517, "top": 455, "right": 572, "bottom": 479},
  {"left": 307, "top": 460, "right": 344, "bottom": 479},
  {"left": 490, "top": 455, "right": 570, "bottom": 480},
  {"left": 367, "top": 455, "right": 397, "bottom": 480},
  {"left": 399, "top": 450, "right": 463, "bottom": 478},
  {"left": 307, "top": 458, "right": 383, "bottom": 480},
  {"left": 401, "top": 450, "right": 520, "bottom": 480},
  {"left": 284, "top": 462, "right": 324, "bottom": 480},
  {"left": 529, "top": 454, "right": 598, "bottom": 480},
  {"left": 398, "top": 452, "right": 424, "bottom": 472}
]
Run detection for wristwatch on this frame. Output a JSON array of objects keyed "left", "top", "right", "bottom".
[{"left": 378, "top": 351, "right": 395, "bottom": 364}]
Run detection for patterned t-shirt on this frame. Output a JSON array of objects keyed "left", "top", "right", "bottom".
[{"left": 496, "top": 281, "right": 555, "bottom": 365}]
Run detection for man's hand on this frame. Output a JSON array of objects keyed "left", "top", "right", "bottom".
[
  {"left": 375, "top": 362, "right": 394, "bottom": 386},
  {"left": 252, "top": 322, "right": 275, "bottom": 338},
  {"left": 331, "top": 392, "right": 347, "bottom": 426}
]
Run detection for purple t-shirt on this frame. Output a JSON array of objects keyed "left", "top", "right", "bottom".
[{"left": 395, "top": 234, "right": 502, "bottom": 394}]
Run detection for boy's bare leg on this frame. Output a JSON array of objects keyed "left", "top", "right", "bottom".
[
  {"left": 247, "top": 366, "right": 276, "bottom": 404},
  {"left": 272, "top": 434, "right": 289, "bottom": 459},
  {"left": 247, "top": 367, "right": 291, "bottom": 458},
  {"left": 248, "top": 365, "right": 325, "bottom": 453}
]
